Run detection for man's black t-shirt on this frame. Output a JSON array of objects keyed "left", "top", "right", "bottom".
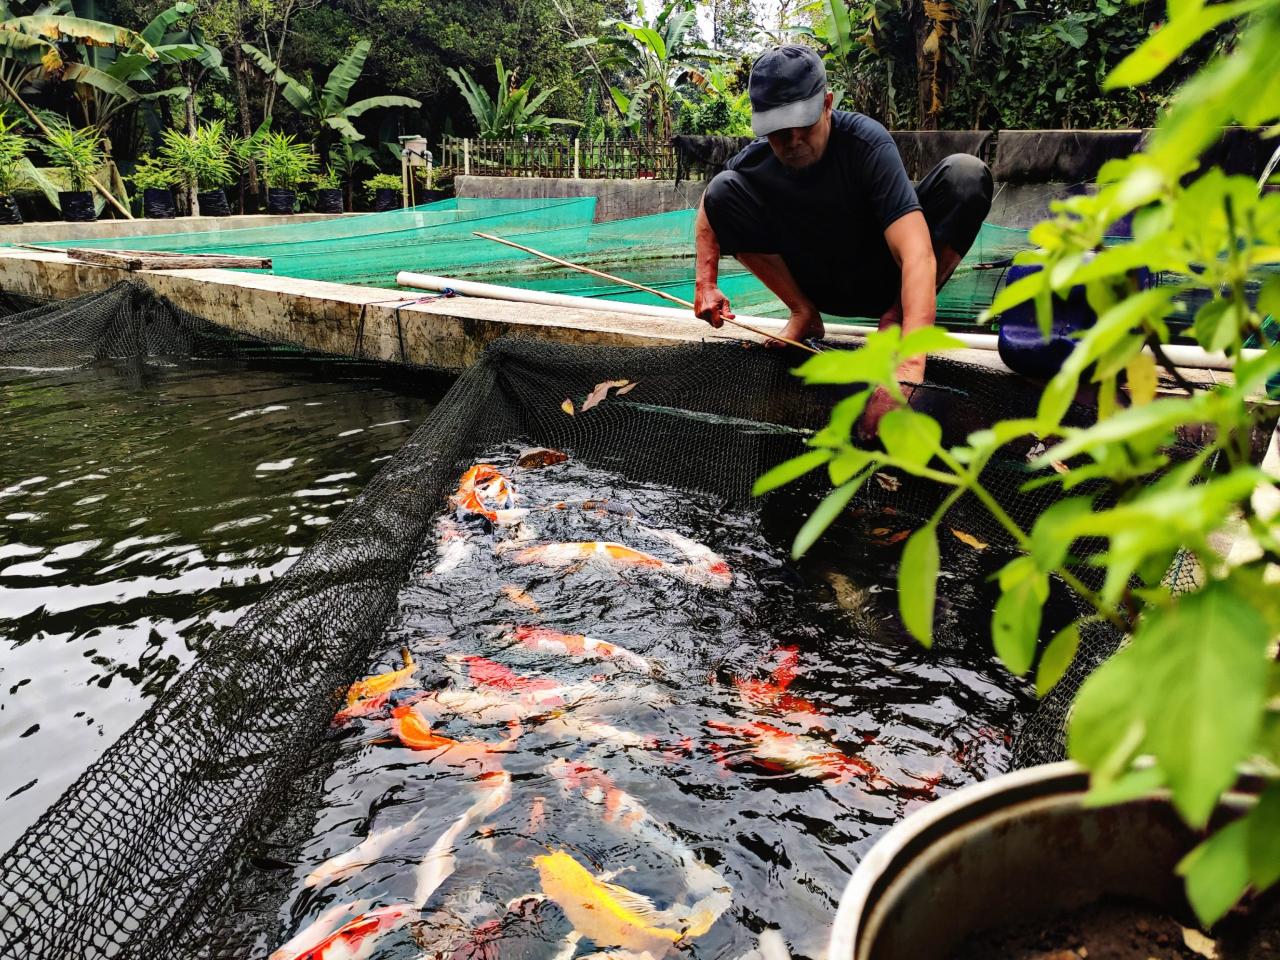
[{"left": 714, "top": 110, "right": 921, "bottom": 315}]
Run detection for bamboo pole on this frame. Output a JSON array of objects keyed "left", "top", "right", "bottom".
[
  {"left": 473, "top": 230, "right": 820, "bottom": 354},
  {"left": 0, "top": 75, "right": 134, "bottom": 220}
]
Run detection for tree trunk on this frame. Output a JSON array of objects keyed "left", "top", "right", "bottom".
[{"left": 185, "top": 89, "right": 201, "bottom": 215}]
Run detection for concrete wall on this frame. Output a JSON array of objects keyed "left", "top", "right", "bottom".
[{"left": 0, "top": 212, "right": 359, "bottom": 245}]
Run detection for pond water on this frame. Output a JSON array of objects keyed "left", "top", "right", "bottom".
[
  {"left": 266, "top": 444, "right": 1031, "bottom": 960},
  {"left": 0, "top": 359, "right": 441, "bottom": 851}
]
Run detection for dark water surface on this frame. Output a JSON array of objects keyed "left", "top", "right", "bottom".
[
  {"left": 265, "top": 445, "right": 1030, "bottom": 960},
  {"left": 0, "top": 359, "right": 440, "bottom": 851}
]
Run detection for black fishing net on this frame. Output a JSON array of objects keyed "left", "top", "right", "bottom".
[{"left": 0, "top": 282, "right": 1251, "bottom": 958}]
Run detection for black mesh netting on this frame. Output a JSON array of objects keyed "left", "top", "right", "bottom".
[{"left": 0, "top": 281, "right": 1254, "bottom": 959}]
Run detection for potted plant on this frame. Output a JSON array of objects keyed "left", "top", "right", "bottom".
[
  {"left": 255, "top": 131, "right": 317, "bottom": 215},
  {"left": 158, "top": 121, "right": 237, "bottom": 217},
  {"left": 0, "top": 115, "right": 29, "bottom": 225},
  {"left": 363, "top": 172, "right": 402, "bottom": 212},
  {"left": 331, "top": 139, "right": 375, "bottom": 213},
  {"left": 39, "top": 121, "right": 103, "bottom": 223},
  {"left": 762, "top": 0, "right": 1280, "bottom": 951},
  {"left": 129, "top": 156, "right": 178, "bottom": 219},
  {"left": 312, "top": 168, "right": 343, "bottom": 214}
]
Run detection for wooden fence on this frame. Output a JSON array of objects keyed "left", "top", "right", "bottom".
[{"left": 439, "top": 136, "right": 683, "bottom": 180}]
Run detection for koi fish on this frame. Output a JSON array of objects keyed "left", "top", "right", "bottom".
[
  {"left": 540, "top": 712, "right": 656, "bottom": 751},
  {"left": 534, "top": 850, "right": 722, "bottom": 954},
  {"left": 509, "top": 625, "right": 654, "bottom": 675},
  {"left": 733, "top": 647, "right": 825, "bottom": 726},
  {"left": 461, "top": 655, "right": 562, "bottom": 695},
  {"left": 391, "top": 704, "right": 519, "bottom": 776},
  {"left": 272, "top": 900, "right": 371, "bottom": 960},
  {"left": 346, "top": 648, "right": 417, "bottom": 709},
  {"left": 415, "top": 771, "right": 512, "bottom": 907},
  {"left": 271, "top": 904, "right": 415, "bottom": 960},
  {"left": 305, "top": 805, "right": 427, "bottom": 889},
  {"left": 547, "top": 759, "right": 732, "bottom": 913},
  {"left": 704, "top": 719, "right": 880, "bottom": 785},
  {"left": 449, "top": 464, "right": 526, "bottom": 525},
  {"left": 333, "top": 687, "right": 427, "bottom": 726},
  {"left": 506, "top": 541, "right": 666, "bottom": 570},
  {"left": 430, "top": 517, "right": 478, "bottom": 576},
  {"left": 636, "top": 526, "right": 732, "bottom": 590}
]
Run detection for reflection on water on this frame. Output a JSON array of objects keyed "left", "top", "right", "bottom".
[
  {"left": 0, "top": 360, "right": 439, "bottom": 851},
  {"left": 267, "top": 445, "right": 1029, "bottom": 960}
]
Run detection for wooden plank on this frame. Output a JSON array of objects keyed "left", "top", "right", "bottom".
[{"left": 64, "top": 248, "right": 272, "bottom": 271}]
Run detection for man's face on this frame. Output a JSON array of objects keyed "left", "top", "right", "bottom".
[{"left": 765, "top": 92, "right": 834, "bottom": 169}]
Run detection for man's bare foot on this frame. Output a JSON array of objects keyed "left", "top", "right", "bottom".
[{"left": 767, "top": 308, "right": 824, "bottom": 348}]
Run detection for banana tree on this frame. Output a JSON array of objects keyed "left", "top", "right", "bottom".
[
  {"left": 571, "top": 0, "right": 724, "bottom": 139},
  {"left": 241, "top": 39, "right": 420, "bottom": 168},
  {"left": 447, "top": 57, "right": 581, "bottom": 139}
]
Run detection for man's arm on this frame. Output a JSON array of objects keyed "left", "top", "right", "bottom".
[
  {"left": 694, "top": 198, "right": 734, "bottom": 328},
  {"left": 860, "top": 210, "right": 937, "bottom": 436}
]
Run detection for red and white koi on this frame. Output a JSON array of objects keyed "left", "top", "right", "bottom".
[
  {"left": 271, "top": 903, "right": 414, "bottom": 960},
  {"left": 705, "top": 719, "right": 880, "bottom": 785},
  {"left": 429, "top": 517, "right": 478, "bottom": 576},
  {"left": 508, "top": 625, "right": 654, "bottom": 675},
  {"left": 391, "top": 704, "right": 519, "bottom": 777},
  {"left": 732, "top": 647, "right": 826, "bottom": 728},
  {"left": 636, "top": 526, "right": 733, "bottom": 590},
  {"left": 503, "top": 531, "right": 731, "bottom": 591}
]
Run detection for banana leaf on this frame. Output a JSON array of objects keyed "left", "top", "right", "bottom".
[
  {"left": 343, "top": 94, "right": 420, "bottom": 118},
  {"left": 319, "top": 38, "right": 370, "bottom": 115}
]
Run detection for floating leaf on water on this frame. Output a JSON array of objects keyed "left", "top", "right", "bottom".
[
  {"left": 950, "top": 528, "right": 988, "bottom": 550},
  {"left": 871, "top": 530, "right": 911, "bottom": 545},
  {"left": 560, "top": 399, "right": 575, "bottom": 416},
  {"left": 581, "top": 379, "right": 631, "bottom": 412},
  {"left": 870, "top": 527, "right": 891, "bottom": 536},
  {"left": 874, "top": 472, "right": 902, "bottom": 492},
  {"left": 500, "top": 585, "right": 540, "bottom": 613},
  {"left": 615, "top": 381, "right": 639, "bottom": 395},
  {"left": 516, "top": 447, "right": 569, "bottom": 469}
]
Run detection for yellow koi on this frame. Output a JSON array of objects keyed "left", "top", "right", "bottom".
[
  {"left": 534, "top": 850, "right": 720, "bottom": 954},
  {"left": 346, "top": 647, "right": 416, "bottom": 708}
]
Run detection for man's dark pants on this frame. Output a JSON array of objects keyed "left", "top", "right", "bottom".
[{"left": 702, "top": 154, "right": 994, "bottom": 318}]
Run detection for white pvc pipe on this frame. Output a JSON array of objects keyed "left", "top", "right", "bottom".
[{"left": 396, "top": 270, "right": 1263, "bottom": 372}]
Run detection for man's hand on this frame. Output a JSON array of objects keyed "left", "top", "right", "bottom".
[{"left": 694, "top": 283, "right": 735, "bottom": 329}]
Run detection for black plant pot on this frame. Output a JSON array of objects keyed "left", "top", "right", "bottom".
[
  {"left": 266, "top": 187, "right": 296, "bottom": 215},
  {"left": 314, "top": 188, "right": 344, "bottom": 214},
  {"left": 59, "top": 190, "right": 96, "bottom": 223},
  {"left": 142, "top": 187, "right": 176, "bottom": 219},
  {"left": 373, "top": 187, "right": 401, "bottom": 212},
  {"left": 0, "top": 194, "right": 21, "bottom": 225},
  {"left": 197, "top": 188, "right": 231, "bottom": 217},
  {"left": 418, "top": 188, "right": 449, "bottom": 204}
]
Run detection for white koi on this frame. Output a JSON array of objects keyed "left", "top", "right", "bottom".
[{"left": 414, "top": 771, "right": 512, "bottom": 908}]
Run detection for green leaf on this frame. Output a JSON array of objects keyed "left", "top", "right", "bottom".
[
  {"left": 828, "top": 448, "right": 874, "bottom": 486},
  {"left": 992, "top": 566, "right": 1047, "bottom": 676},
  {"left": 321, "top": 39, "right": 372, "bottom": 115},
  {"left": 792, "top": 344, "right": 896, "bottom": 386},
  {"left": 879, "top": 408, "right": 943, "bottom": 467},
  {"left": 898, "top": 325, "right": 967, "bottom": 358},
  {"left": 753, "top": 449, "right": 832, "bottom": 496},
  {"left": 1035, "top": 622, "right": 1081, "bottom": 696},
  {"left": 140, "top": 1, "right": 195, "bottom": 46},
  {"left": 1034, "top": 397, "right": 1191, "bottom": 465},
  {"left": 1258, "top": 277, "right": 1280, "bottom": 323},
  {"left": 1139, "top": 579, "right": 1272, "bottom": 827},
  {"left": 1081, "top": 764, "right": 1165, "bottom": 806},
  {"left": 1068, "top": 644, "right": 1146, "bottom": 782},
  {"left": 1106, "top": 0, "right": 1264, "bottom": 89},
  {"left": 792, "top": 477, "right": 864, "bottom": 559},
  {"left": 344, "top": 95, "right": 422, "bottom": 118},
  {"left": 1178, "top": 818, "right": 1251, "bottom": 926},
  {"left": 984, "top": 269, "right": 1046, "bottom": 322},
  {"left": 1249, "top": 785, "right": 1280, "bottom": 891},
  {"left": 1029, "top": 496, "right": 1095, "bottom": 571},
  {"left": 809, "top": 390, "right": 872, "bottom": 447},
  {"left": 898, "top": 523, "right": 939, "bottom": 646}
]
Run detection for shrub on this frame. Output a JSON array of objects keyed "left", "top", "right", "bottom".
[
  {"left": 256, "top": 131, "right": 318, "bottom": 190},
  {"left": 38, "top": 121, "right": 102, "bottom": 192},
  {"left": 362, "top": 172, "right": 401, "bottom": 200},
  {"left": 0, "top": 115, "right": 29, "bottom": 197}
]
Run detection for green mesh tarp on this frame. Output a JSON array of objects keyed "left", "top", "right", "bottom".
[{"left": 40, "top": 196, "right": 1032, "bottom": 325}]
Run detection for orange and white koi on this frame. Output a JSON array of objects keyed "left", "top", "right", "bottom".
[
  {"left": 534, "top": 850, "right": 723, "bottom": 954},
  {"left": 345, "top": 648, "right": 417, "bottom": 709},
  {"left": 509, "top": 625, "right": 653, "bottom": 675},
  {"left": 391, "top": 704, "right": 519, "bottom": 777},
  {"left": 449, "top": 464, "right": 527, "bottom": 525},
  {"left": 415, "top": 771, "right": 512, "bottom": 908},
  {"left": 506, "top": 540, "right": 667, "bottom": 571},
  {"left": 637, "top": 526, "right": 732, "bottom": 590},
  {"left": 704, "top": 719, "right": 880, "bottom": 785},
  {"left": 271, "top": 903, "right": 415, "bottom": 960},
  {"left": 547, "top": 759, "right": 732, "bottom": 913}
]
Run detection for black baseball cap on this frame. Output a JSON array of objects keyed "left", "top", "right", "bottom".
[{"left": 748, "top": 45, "right": 828, "bottom": 137}]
